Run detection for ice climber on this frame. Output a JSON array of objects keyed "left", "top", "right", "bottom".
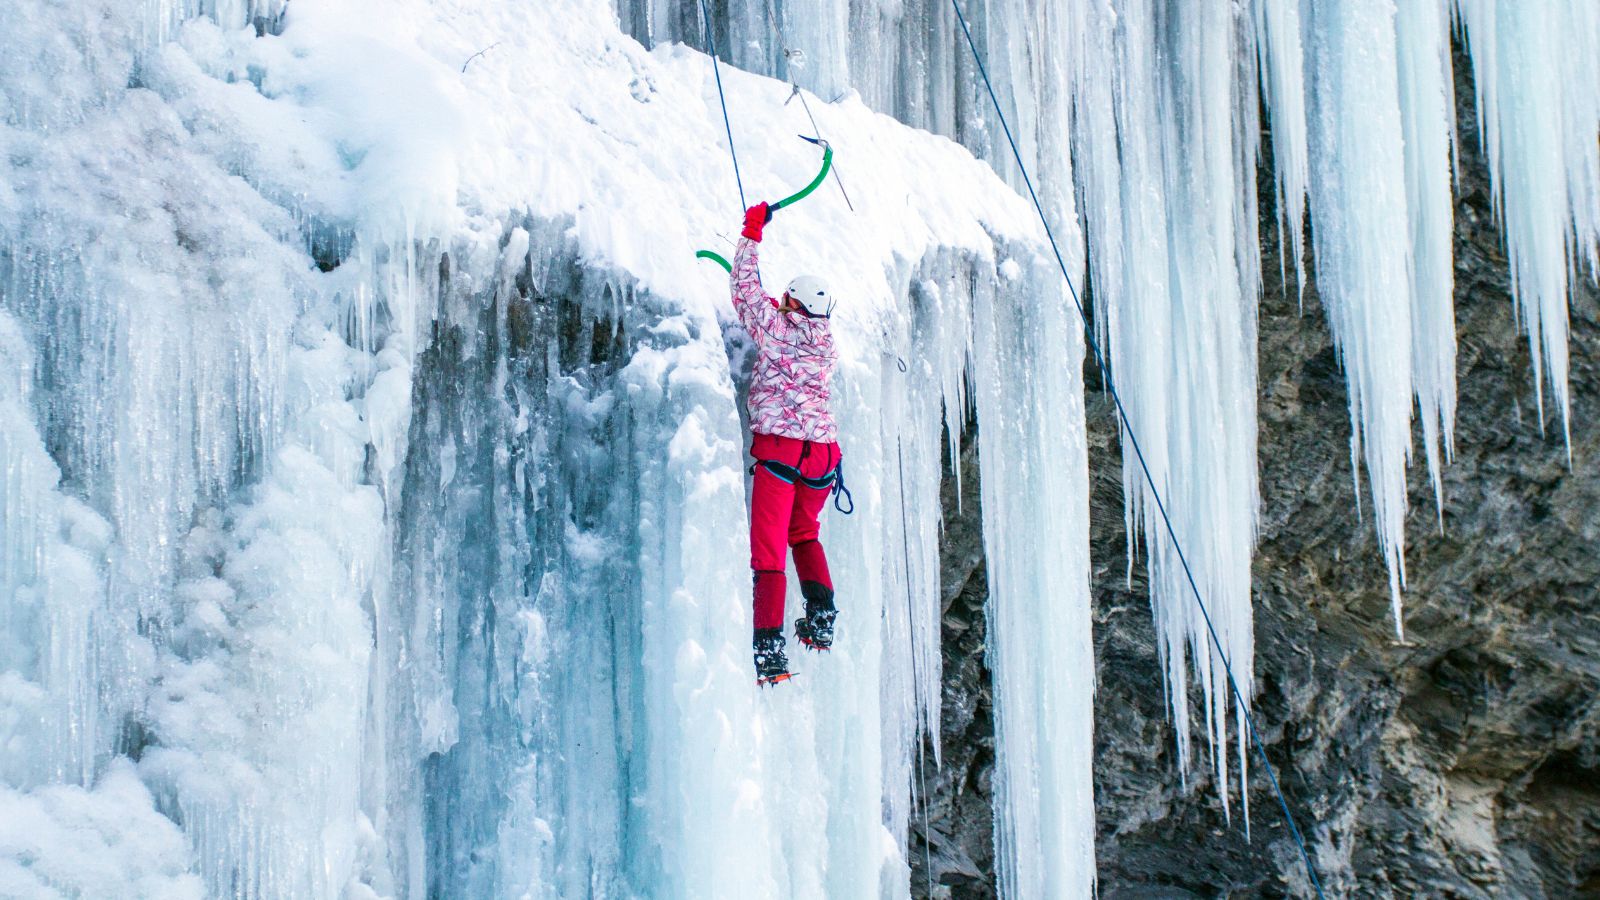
[{"left": 731, "top": 202, "right": 844, "bottom": 685}]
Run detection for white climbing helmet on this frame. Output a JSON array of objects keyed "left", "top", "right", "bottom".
[{"left": 784, "top": 274, "right": 833, "bottom": 318}]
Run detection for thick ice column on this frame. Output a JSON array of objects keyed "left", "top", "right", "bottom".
[
  {"left": 1396, "top": 0, "right": 1459, "bottom": 513},
  {"left": 1068, "top": 0, "right": 1262, "bottom": 810},
  {"left": 0, "top": 310, "right": 111, "bottom": 791},
  {"left": 1455, "top": 0, "right": 1600, "bottom": 448},
  {"left": 1304, "top": 0, "right": 1416, "bottom": 632},
  {"left": 871, "top": 328, "right": 946, "bottom": 872},
  {"left": 628, "top": 313, "right": 791, "bottom": 898},
  {"left": 973, "top": 248, "right": 1094, "bottom": 898},
  {"left": 138, "top": 315, "right": 389, "bottom": 900}
]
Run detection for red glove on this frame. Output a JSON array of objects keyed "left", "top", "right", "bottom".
[{"left": 742, "top": 203, "right": 771, "bottom": 242}]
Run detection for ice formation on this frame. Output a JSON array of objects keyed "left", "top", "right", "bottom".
[
  {"left": 1061, "top": 0, "right": 1264, "bottom": 814},
  {"left": 2, "top": 0, "right": 1597, "bottom": 897},
  {"left": 3, "top": 0, "right": 1091, "bottom": 896},
  {"left": 1456, "top": 0, "right": 1600, "bottom": 449},
  {"left": 1304, "top": 0, "right": 1429, "bottom": 634}
]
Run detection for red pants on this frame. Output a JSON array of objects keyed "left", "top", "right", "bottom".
[{"left": 750, "top": 433, "right": 838, "bottom": 630}]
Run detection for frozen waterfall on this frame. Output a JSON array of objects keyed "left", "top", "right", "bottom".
[
  {"left": 2, "top": 0, "right": 1092, "bottom": 895},
  {"left": 3, "top": 0, "right": 1597, "bottom": 897}
]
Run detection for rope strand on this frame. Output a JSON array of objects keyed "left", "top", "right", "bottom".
[{"left": 700, "top": 0, "right": 746, "bottom": 210}]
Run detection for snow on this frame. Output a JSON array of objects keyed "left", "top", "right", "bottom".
[
  {"left": 3, "top": 0, "right": 1092, "bottom": 896},
  {"left": 0, "top": 761, "right": 204, "bottom": 900}
]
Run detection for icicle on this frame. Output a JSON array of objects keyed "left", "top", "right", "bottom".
[
  {"left": 1304, "top": 0, "right": 1416, "bottom": 636},
  {"left": 1253, "top": 0, "right": 1312, "bottom": 300},
  {"left": 1067, "top": 0, "right": 1263, "bottom": 814},
  {"left": 0, "top": 310, "right": 111, "bottom": 791},
  {"left": 1456, "top": 0, "right": 1600, "bottom": 451},
  {"left": 975, "top": 246, "right": 1096, "bottom": 900},
  {"left": 1397, "top": 0, "right": 1459, "bottom": 519}
]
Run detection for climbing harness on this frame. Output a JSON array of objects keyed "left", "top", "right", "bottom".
[
  {"left": 946, "top": 1, "right": 1328, "bottom": 896},
  {"left": 751, "top": 455, "right": 854, "bottom": 515}
]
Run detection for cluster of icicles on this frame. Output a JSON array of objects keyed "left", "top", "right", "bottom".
[
  {"left": 646, "top": 0, "right": 1596, "bottom": 789},
  {"left": 624, "top": 0, "right": 1600, "bottom": 889}
]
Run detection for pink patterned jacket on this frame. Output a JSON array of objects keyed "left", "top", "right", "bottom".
[{"left": 731, "top": 237, "right": 839, "bottom": 443}]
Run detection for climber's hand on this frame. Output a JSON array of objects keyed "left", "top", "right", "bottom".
[{"left": 743, "top": 202, "right": 772, "bottom": 242}]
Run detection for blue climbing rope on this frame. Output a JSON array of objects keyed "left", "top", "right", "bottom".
[
  {"left": 946, "top": 1, "right": 1328, "bottom": 896},
  {"left": 699, "top": 0, "right": 746, "bottom": 210}
]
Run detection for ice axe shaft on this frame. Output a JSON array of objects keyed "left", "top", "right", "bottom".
[
  {"left": 768, "top": 136, "right": 832, "bottom": 214},
  {"left": 786, "top": 87, "right": 855, "bottom": 211}
]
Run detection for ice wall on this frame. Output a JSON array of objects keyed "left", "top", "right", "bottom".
[
  {"left": 2, "top": 0, "right": 1093, "bottom": 897},
  {"left": 619, "top": 1, "right": 1102, "bottom": 880},
  {"left": 661, "top": 0, "right": 1595, "bottom": 850}
]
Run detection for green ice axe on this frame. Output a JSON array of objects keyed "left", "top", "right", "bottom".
[
  {"left": 770, "top": 136, "right": 832, "bottom": 212},
  {"left": 696, "top": 250, "right": 733, "bottom": 272},
  {"left": 696, "top": 136, "right": 833, "bottom": 272}
]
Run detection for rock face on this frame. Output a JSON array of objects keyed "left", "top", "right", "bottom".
[{"left": 912, "top": 51, "right": 1600, "bottom": 899}]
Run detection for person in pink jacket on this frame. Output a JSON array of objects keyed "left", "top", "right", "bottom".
[{"left": 732, "top": 202, "right": 843, "bottom": 685}]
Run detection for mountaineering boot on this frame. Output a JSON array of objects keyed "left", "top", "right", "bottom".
[
  {"left": 753, "top": 627, "right": 792, "bottom": 685},
  {"left": 793, "top": 581, "right": 838, "bottom": 651}
]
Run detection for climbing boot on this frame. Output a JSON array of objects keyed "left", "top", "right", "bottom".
[
  {"left": 793, "top": 582, "right": 838, "bottom": 651},
  {"left": 753, "top": 627, "right": 792, "bottom": 685}
]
